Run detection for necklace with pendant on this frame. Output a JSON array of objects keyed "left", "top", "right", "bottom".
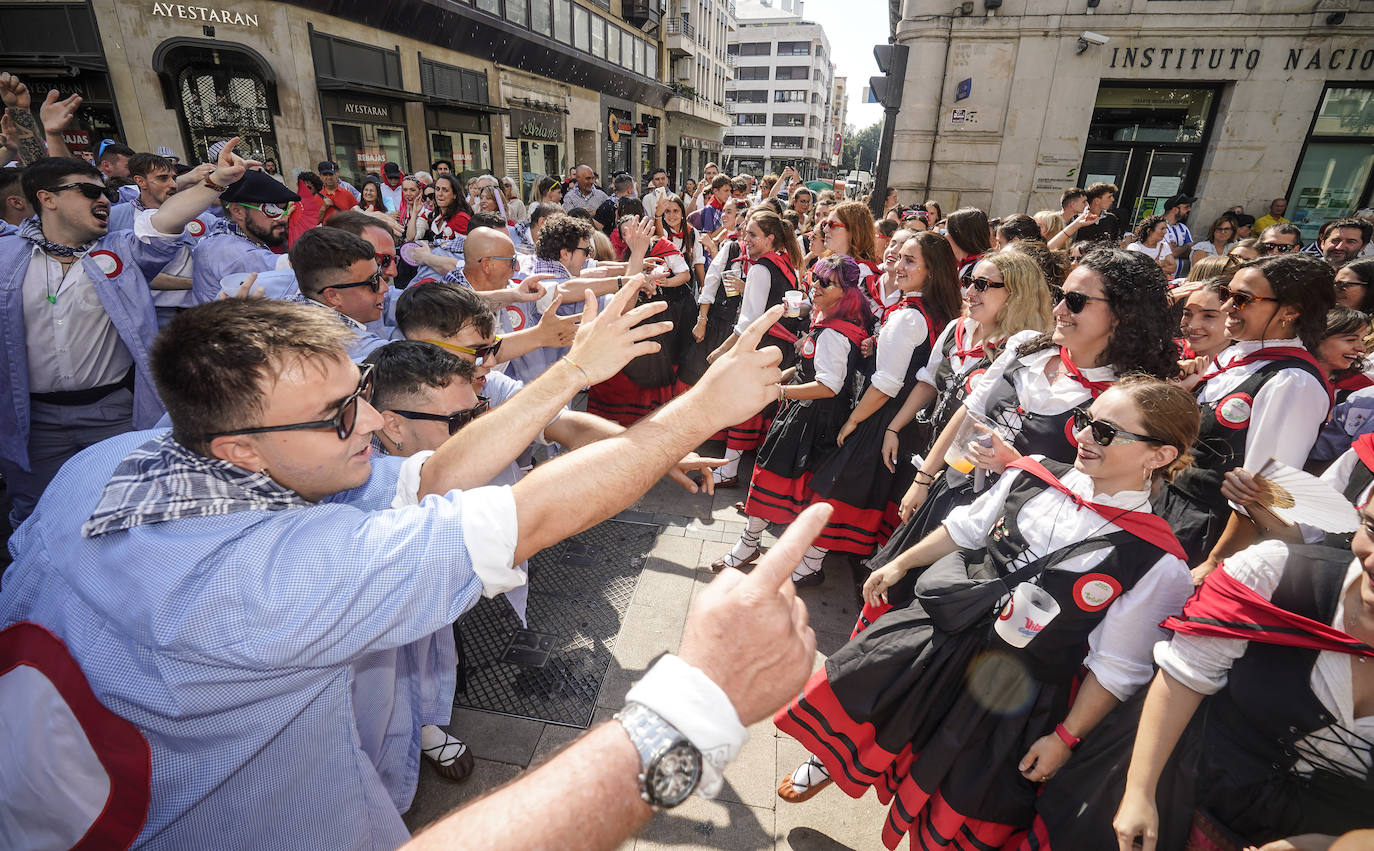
[{"left": 47, "top": 256, "right": 76, "bottom": 304}]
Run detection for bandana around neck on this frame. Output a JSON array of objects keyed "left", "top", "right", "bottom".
[
  {"left": 83, "top": 431, "right": 312, "bottom": 538},
  {"left": 16, "top": 216, "right": 96, "bottom": 259}
]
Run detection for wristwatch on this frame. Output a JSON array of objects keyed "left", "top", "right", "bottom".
[{"left": 616, "top": 701, "right": 703, "bottom": 810}]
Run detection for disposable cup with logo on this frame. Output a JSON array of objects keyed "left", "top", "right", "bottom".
[
  {"left": 783, "top": 290, "right": 805, "bottom": 317},
  {"left": 943, "top": 410, "right": 999, "bottom": 476},
  {"left": 995, "top": 581, "right": 1060, "bottom": 648}
]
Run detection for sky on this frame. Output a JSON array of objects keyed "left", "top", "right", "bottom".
[{"left": 736, "top": 0, "right": 889, "bottom": 131}]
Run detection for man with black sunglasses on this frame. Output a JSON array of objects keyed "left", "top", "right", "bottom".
[
  {"left": 1257, "top": 222, "right": 1303, "bottom": 256},
  {"left": 293, "top": 226, "right": 394, "bottom": 360},
  {"left": 191, "top": 167, "right": 300, "bottom": 306},
  {"left": 0, "top": 143, "right": 251, "bottom": 528}
]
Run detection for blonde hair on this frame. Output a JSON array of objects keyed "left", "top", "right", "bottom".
[
  {"left": 1112, "top": 373, "right": 1199, "bottom": 482},
  {"left": 1033, "top": 210, "right": 1065, "bottom": 241},
  {"left": 591, "top": 229, "right": 616, "bottom": 261},
  {"left": 986, "top": 250, "right": 1053, "bottom": 352}
]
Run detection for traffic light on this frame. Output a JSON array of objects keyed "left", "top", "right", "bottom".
[{"left": 869, "top": 44, "right": 909, "bottom": 111}]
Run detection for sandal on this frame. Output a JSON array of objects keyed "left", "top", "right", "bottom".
[
  {"left": 777, "top": 756, "right": 832, "bottom": 803},
  {"left": 710, "top": 546, "right": 765, "bottom": 573},
  {"left": 422, "top": 735, "right": 475, "bottom": 783}
]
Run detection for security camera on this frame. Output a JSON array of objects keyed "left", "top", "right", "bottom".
[{"left": 1079, "top": 30, "right": 1109, "bottom": 46}]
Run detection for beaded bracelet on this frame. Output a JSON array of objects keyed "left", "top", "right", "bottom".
[{"left": 562, "top": 356, "right": 592, "bottom": 390}]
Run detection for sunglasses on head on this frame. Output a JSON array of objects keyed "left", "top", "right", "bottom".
[
  {"left": 52, "top": 182, "right": 118, "bottom": 203},
  {"left": 204, "top": 363, "right": 375, "bottom": 442},
  {"left": 393, "top": 397, "right": 490, "bottom": 436},
  {"left": 423, "top": 336, "right": 503, "bottom": 365},
  {"left": 964, "top": 277, "right": 1005, "bottom": 293},
  {"left": 1218, "top": 286, "right": 1277, "bottom": 310},
  {"left": 1071, "top": 407, "right": 1163, "bottom": 447},
  {"left": 321, "top": 269, "right": 385, "bottom": 294},
  {"left": 1050, "top": 286, "right": 1110, "bottom": 313},
  {"left": 1261, "top": 242, "right": 1297, "bottom": 253}
]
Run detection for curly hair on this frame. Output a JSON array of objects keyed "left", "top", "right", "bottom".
[
  {"left": 1245, "top": 252, "right": 1336, "bottom": 351},
  {"left": 1005, "top": 239, "right": 1068, "bottom": 289},
  {"left": 1019, "top": 248, "right": 1180, "bottom": 379},
  {"left": 536, "top": 215, "right": 594, "bottom": 262},
  {"left": 1133, "top": 214, "right": 1168, "bottom": 244}
]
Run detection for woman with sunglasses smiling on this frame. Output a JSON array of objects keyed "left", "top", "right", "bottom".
[
  {"left": 819, "top": 202, "right": 886, "bottom": 314},
  {"left": 775, "top": 376, "right": 1197, "bottom": 850},
  {"left": 1157, "top": 252, "right": 1335, "bottom": 580}
]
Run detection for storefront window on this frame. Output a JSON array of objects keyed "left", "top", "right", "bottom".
[
  {"left": 1087, "top": 87, "right": 1215, "bottom": 145},
  {"left": 1287, "top": 86, "right": 1374, "bottom": 242}
]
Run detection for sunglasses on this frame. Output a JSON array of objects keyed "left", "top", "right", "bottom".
[
  {"left": 321, "top": 269, "right": 385, "bottom": 294},
  {"left": 964, "top": 277, "right": 1006, "bottom": 293},
  {"left": 52, "top": 182, "right": 118, "bottom": 203},
  {"left": 393, "top": 397, "right": 491, "bottom": 436},
  {"left": 422, "top": 336, "right": 504, "bottom": 365},
  {"left": 821, "top": 220, "right": 846, "bottom": 232},
  {"left": 481, "top": 255, "right": 519, "bottom": 268},
  {"left": 1050, "top": 287, "right": 1110, "bottom": 313},
  {"left": 574, "top": 244, "right": 593, "bottom": 254},
  {"left": 240, "top": 202, "right": 292, "bottom": 220},
  {"left": 1071, "top": 407, "right": 1163, "bottom": 447},
  {"left": 1336, "top": 281, "right": 1368, "bottom": 292},
  {"left": 1218, "top": 286, "right": 1277, "bottom": 310},
  {"left": 205, "top": 363, "right": 375, "bottom": 441},
  {"left": 1261, "top": 242, "right": 1297, "bottom": 253},
  {"left": 374, "top": 252, "right": 396, "bottom": 268}
]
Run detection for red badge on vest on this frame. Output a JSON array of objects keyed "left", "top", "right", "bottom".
[
  {"left": 505, "top": 306, "right": 527, "bottom": 332},
  {"left": 998, "top": 597, "right": 1015, "bottom": 620},
  {"left": 963, "top": 367, "right": 987, "bottom": 395},
  {"left": 1073, "top": 573, "right": 1123, "bottom": 612},
  {"left": 186, "top": 218, "right": 207, "bottom": 238},
  {"left": 88, "top": 250, "right": 122, "bottom": 278},
  {"left": 1214, "top": 392, "right": 1253, "bottom": 429},
  {"left": 801, "top": 336, "right": 816, "bottom": 358}
]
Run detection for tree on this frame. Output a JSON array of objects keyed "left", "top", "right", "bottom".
[{"left": 841, "top": 121, "right": 882, "bottom": 172}]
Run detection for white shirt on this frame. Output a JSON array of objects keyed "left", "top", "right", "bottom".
[
  {"left": 668, "top": 233, "right": 705, "bottom": 269},
  {"left": 1191, "top": 240, "right": 1228, "bottom": 258},
  {"left": 944, "top": 460, "right": 1193, "bottom": 701},
  {"left": 734, "top": 262, "right": 790, "bottom": 336},
  {"left": 1154, "top": 540, "right": 1374, "bottom": 778},
  {"left": 963, "top": 329, "right": 1115, "bottom": 430},
  {"left": 1200, "top": 338, "right": 1329, "bottom": 475},
  {"left": 811, "top": 328, "right": 849, "bottom": 395},
  {"left": 698, "top": 240, "right": 743, "bottom": 305},
  {"left": 871, "top": 306, "right": 929, "bottom": 398},
  {"left": 1126, "top": 240, "right": 1174, "bottom": 264}
]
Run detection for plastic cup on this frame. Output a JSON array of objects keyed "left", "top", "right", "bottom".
[
  {"left": 994, "top": 582, "right": 1061, "bottom": 648},
  {"left": 943, "top": 410, "right": 997, "bottom": 475},
  {"left": 723, "top": 273, "right": 743, "bottom": 298},
  {"left": 783, "top": 290, "right": 804, "bottom": 317}
]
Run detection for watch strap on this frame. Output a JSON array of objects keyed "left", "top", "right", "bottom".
[{"left": 616, "top": 701, "right": 698, "bottom": 809}]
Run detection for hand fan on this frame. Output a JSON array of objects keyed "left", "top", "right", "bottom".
[
  {"left": 1250, "top": 458, "right": 1359, "bottom": 532},
  {"left": 398, "top": 242, "right": 422, "bottom": 266}
]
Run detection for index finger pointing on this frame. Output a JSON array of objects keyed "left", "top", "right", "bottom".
[
  {"left": 747, "top": 503, "right": 833, "bottom": 592},
  {"left": 737, "top": 304, "right": 785, "bottom": 353}
]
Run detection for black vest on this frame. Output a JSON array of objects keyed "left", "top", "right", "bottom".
[
  {"left": 921, "top": 319, "right": 993, "bottom": 451},
  {"left": 705, "top": 240, "right": 744, "bottom": 326},
  {"left": 979, "top": 351, "right": 1088, "bottom": 464}
]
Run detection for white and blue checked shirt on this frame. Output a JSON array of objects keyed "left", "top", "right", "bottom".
[{"left": 0, "top": 430, "right": 518, "bottom": 849}]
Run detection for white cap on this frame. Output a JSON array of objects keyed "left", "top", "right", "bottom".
[
  {"left": 154, "top": 145, "right": 177, "bottom": 159},
  {"left": 207, "top": 140, "right": 226, "bottom": 162}
]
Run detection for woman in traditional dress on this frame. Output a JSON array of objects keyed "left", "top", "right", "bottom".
[
  {"left": 817, "top": 201, "right": 885, "bottom": 314},
  {"left": 706, "top": 210, "right": 806, "bottom": 487},
  {"left": 680, "top": 198, "right": 746, "bottom": 389},
  {"left": 790, "top": 232, "right": 961, "bottom": 582},
  {"left": 1157, "top": 252, "right": 1335, "bottom": 578},
  {"left": 418, "top": 173, "right": 473, "bottom": 241},
  {"left": 944, "top": 207, "right": 992, "bottom": 281},
  {"left": 710, "top": 255, "right": 872, "bottom": 572},
  {"left": 775, "top": 376, "right": 1199, "bottom": 851}
]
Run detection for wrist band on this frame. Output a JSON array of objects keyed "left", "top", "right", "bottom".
[
  {"left": 778, "top": 384, "right": 787, "bottom": 404},
  {"left": 886, "top": 428, "right": 900, "bottom": 435},
  {"left": 1054, "top": 723, "right": 1081, "bottom": 750},
  {"left": 914, "top": 470, "right": 936, "bottom": 484},
  {"left": 562, "top": 356, "right": 591, "bottom": 390},
  {"left": 203, "top": 176, "right": 229, "bottom": 193},
  {"left": 617, "top": 275, "right": 623, "bottom": 288}
]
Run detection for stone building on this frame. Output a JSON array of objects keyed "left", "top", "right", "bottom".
[
  {"left": 884, "top": 0, "right": 1374, "bottom": 239},
  {"left": 662, "top": 0, "right": 732, "bottom": 189},
  {"left": 0, "top": 0, "right": 678, "bottom": 201}
]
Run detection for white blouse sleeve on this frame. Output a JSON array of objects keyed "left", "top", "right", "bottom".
[
  {"left": 700, "top": 245, "right": 728, "bottom": 305},
  {"left": 812, "top": 329, "right": 850, "bottom": 395},
  {"left": 1084, "top": 553, "right": 1194, "bottom": 701},
  {"left": 691, "top": 237, "right": 706, "bottom": 267},
  {"left": 1152, "top": 539, "right": 1292, "bottom": 695},
  {"left": 941, "top": 466, "right": 1026, "bottom": 549},
  {"left": 871, "top": 309, "right": 927, "bottom": 398},
  {"left": 665, "top": 252, "right": 691, "bottom": 275},
  {"left": 963, "top": 329, "right": 1040, "bottom": 417},
  {"left": 733, "top": 263, "right": 774, "bottom": 335},
  {"left": 918, "top": 320, "right": 959, "bottom": 387},
  {"left": 1241, "top": 367, "right": 1329, "bottom": 473}
]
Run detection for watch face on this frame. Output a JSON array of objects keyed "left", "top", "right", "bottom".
[{"left": 648, "top": 741, "right": 702, "bottom": 808}]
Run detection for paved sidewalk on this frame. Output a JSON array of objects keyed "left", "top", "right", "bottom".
[{"left": 402, "top": 460, "right": 890, "bottom": 850}]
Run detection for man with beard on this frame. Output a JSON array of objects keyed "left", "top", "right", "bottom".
[
  {"left": 1163, "top": 193, "right": 1196, "bottom": 276},
  {"left": 1319, "top": 217, "right": 1372, "bottom": 267},
  {"left": 0, "top": 145, "right": 249, "bottom": 527},
  {"left": 191, "top": 168, "right": 299, "bottom": 305}
]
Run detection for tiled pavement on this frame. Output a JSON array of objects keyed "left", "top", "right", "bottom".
[{"left": 402, "top": 456, "right": 890, "bottom": 849}]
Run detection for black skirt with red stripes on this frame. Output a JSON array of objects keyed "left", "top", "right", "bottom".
[
  {"left": 775, "top": 556, "right": 1075, "bottom": 851},
  {"left": 587, "top": 372, "right": 678, "bottom": 426},
  {"left": 807, "top": 395, "right": 915, "bottom": 556},
  {"left": 743, "top": 397, "right": 846, "bottom": 525}
]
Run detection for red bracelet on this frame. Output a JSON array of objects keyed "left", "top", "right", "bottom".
[{"left": 1054, "top": 723, "right": 1081, "bottom": 750}]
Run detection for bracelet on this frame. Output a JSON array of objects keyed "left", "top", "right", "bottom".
[
  {"left": 1054, "top": 723, "right": 1081, "bottom": 750},
  {"left": 562, "top": 355, "right": 592, "bottom": 390},
  {"left": 886, "top": 428, "right": 900, "bottom": 435},
  {"left": 914, "top": 470, "right": 936, "bottom": 484},
  {"left": 202, "top": 175, "right": 229, "bottom": 193},
  {"left": 778, "top": 384, "right": 787, "bottom": 404},
  {"left": 617, "top": 275, "right": 623, "bottom": 288}
]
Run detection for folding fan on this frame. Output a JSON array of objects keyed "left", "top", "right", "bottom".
[{"left": 1250, "top": 458, "right": 1359, "bottom": 532}]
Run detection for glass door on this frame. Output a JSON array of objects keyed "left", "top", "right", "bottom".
[
  {"left": 1133, "top": 151, "right": 1193, "bottom": 221},
  {"left": 463, "top": 134, "right": 492, "bottom": 175},
  {"left": 1289, "top": 143, "right": 1374, "bottom": 243},
  {"left": 375, "top": 126, "right": 408, "bottom": 174},
  {"left": 329, "top": 121, "right": 365, "bottom": 185}
]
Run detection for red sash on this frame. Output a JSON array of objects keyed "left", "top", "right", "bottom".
[
  {"left": 649, "top": 238, "right": 683, "bottom": 260},
  {"left": 1352, "top": 432, "right": 1374, "bottom": 479},
  {"left": 1197, "top": 345, "right": 1334, "bottom": 409},
  {"left": 757, "top": 251, "right": 800, "bottom": 342},
  {"left": 879, "top": 295, "right": 940, "bottom": 348},
  {"left": 1335, "top": 372, "right": 1374, "bottom": 394},
  {"left": 1059, "top": 347, "right": 1113, "bottom": 397},
  {"left": 812, "top": 319, "right": 871, "bottom": 348},
  {"left": 1008, "top": 456, "right": 1187, "bottom": 559},
  {"left": 1162, "top": 567, "right": 1374, "bottom": 658}
]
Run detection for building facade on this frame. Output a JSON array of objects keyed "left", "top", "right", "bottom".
[
  {"left": 723, "top": 7, "right": 836, "bottom": 179},
  {"left": 0, "top": 0, "right": 676, "bottom": 202},
  {"left": 662, "top": 0, "right": 732, "bottom": 190},
  {"left": 885, "top": 0, "right": 1374, "bottom": 241},
  {"left": 828, "top": 74, "right": 846, "bottom": 169}
]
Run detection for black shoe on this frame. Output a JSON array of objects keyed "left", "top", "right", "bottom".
[{"left": 792, "top": 568, "right": 825, "bottom": 588}]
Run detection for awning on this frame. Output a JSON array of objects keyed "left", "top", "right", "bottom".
[
  {"left": 424, "top": 96, "right": 509, "bottom": 114},
  {"left": 315, "top": 77, "right": 425, "bottom": 103}
]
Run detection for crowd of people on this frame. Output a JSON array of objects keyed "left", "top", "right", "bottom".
[{"left": 3, "top": 67, "right": 1374, "bottom": 850}]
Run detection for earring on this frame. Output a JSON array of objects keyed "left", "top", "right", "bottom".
[
  {"left": 1142, "top": 464, "right": 1153, "bottom": 490},
  {"left": 396, "top": 439, "right": 403, "bottom": 454}
]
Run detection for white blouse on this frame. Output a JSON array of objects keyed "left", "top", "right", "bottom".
[
  {"left": 810, "top": 328, "right": 851, "bottom": 395},
  {"left": 918, "top": 316, "right": 987, "bottom": 388},
  {"left": 698, "top": 240, "right": 744, "bottom": 305},
  {"left": 1154, "top": 540, "right": 1374, "bottom": 778},
  {"left": 963, "top": 329, "right": 1116, "bottom": 430},
  {"left": 734, "top": 262, "right": 805, "bottom": 335},
  {"left": 871, "top": 306, "right": 930, "bottom": 398},
  {"left": 943, "top": 460, "right": 1194, "bottom": 701},
  {"left": 669, "top": 234, "right": 706, "bottom": 268}
]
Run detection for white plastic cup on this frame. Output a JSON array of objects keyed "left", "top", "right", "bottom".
[
  {"left": 783, "top": 289, "right": 804, "bottom": 317},
  {"left": 994, "top": 582, "right": 1061, "bottom": 648},
  {"left": 723, "top": 273, "right": 743, "bottom": 297}
]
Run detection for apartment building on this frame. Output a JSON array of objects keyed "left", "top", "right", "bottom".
[{"left": 662, "top": 0, "right": 734, "bottom": 188}]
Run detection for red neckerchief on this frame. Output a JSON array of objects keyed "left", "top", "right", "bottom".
[
  {"left": 952, "top": 318, "right": 986, "bottom": 360},
  {"left": 1335, "top": 372, "right": 1374, "bottom": 393},
  {"left": 1162, "top": 567, "right": 1374, "bottom": 658},
  {"left": 879, "top": 295, "right": 941, "bottom": 347},
  {"left": 959, "top": 252, "right": 985, "bottom": 275},
  {"left": 1352, "top": 434, "right": 1374, "bottom": 493},
  {"left": 1177, "top": 337, "right": 1197, "bottom": 359},
  {"left": 1196, "top": 344, "right": 1334, "bottom": 409},
  {"left": 756, "top": 250, "right": 798, "bottom": 287},
  {"left": 811, "top": 319, "right": 870, "bottom": 347},
  {"left": 1058, "top": 347, "right": 1113, "bottom": 397},
  {"left": 708, "top": 196, "right": 724, "bottom": 210},
  {"left": 1009, "top": 457, "right": 1187, "bottom": 559},
  {"left": 609, "top": 228, "right": 629, "bottom": 261},
  {"left": 649, "top": 238, "right": 683, "bottom": 260},
  {"left": 665, "top": 227, "right": 687, "bottom": 243}
]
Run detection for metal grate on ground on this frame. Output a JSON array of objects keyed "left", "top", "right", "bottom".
[{"left": 454, "top": 518, "right": 660, "bottom": 728}]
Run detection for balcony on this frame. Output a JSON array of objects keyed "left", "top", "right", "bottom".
[
  {"left": 727, "top": 1, "right": 736, "bottom": 27},
  {"left": 665, "top": 16, "right": 694, "bottom": 56},
  {"left": 622, "top": 0, "right": 663, "bottom": 34}
]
